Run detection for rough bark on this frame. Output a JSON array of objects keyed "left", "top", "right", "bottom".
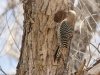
[{"left": 16, "top": 0, "right": 69, "bottom": 75}]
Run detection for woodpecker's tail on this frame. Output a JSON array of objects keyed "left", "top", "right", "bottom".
[
  {"left": 54, "top": 46, "right": 61, "bottom": 62},
  {"left": 54, "top": 46, "right": 67, "bottom": 62},
  {"left": 54, "top": 46, "right": 59, "bottom": 62}
]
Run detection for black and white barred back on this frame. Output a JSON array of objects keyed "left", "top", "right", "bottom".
[
  {"left": 54, "top": 20, "right": 74, "bottom": 61},
  {"left": 60, "top": 20, "right": 74, "bottom": 48}
]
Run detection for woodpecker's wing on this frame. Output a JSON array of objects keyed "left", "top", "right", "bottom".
[{"left": 60, "top": 20, "right": 74, "bottom": 48}]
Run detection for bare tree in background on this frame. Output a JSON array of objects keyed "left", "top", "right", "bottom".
[
  {"left": 0, "top": 0, "right": 23, "bottom": 74},
  {"left": 0, "top": 0, "right": 23, "bottom": 59},
  {"left": 70, "top": 0, "right": 100, "bottom": 74}
]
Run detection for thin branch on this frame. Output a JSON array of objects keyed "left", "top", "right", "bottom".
[
  {"left": 87, "top": 0, "right": 100, "bottom": 11},
  {"left": 86, "top": 44, "right": 92, "bottom": 68},
  {"left": 6, "top": 10, "right": 19, "bottom": 50},
  {"left": 0, "top": 66, "right": 7, "bottom": 75},
  {"left": 76, "top": 59, "right": 86, "bottom": 75},
  {"left": 90, "top": 43, "right": 100, "bottom": 54},
  {"left": 80, "top": 0, "right": 98, "bottom": 27}
]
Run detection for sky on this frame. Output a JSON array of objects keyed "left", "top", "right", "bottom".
[{"left": 0, "top": 0, "right": 23, "bottom": 74}]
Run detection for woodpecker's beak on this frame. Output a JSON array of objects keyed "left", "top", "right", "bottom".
[{"left": 64, "top": 11, "right": 69, "bottom": 17}]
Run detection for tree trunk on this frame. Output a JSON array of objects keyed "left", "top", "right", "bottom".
[{"left": 16, "top": 0, "right": 69, "bottom": 75}]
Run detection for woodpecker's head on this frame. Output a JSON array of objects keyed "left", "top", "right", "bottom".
[
  {"left": 67, "top": 10, "right": 76, "bottom": 21},
  {"left": 66, "top": 10, "right": 76, "bottom": 25}
]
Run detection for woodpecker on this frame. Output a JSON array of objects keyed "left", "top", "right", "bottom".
[{"left": 54, "top": 10, "right": 76, "bottom": 62}]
